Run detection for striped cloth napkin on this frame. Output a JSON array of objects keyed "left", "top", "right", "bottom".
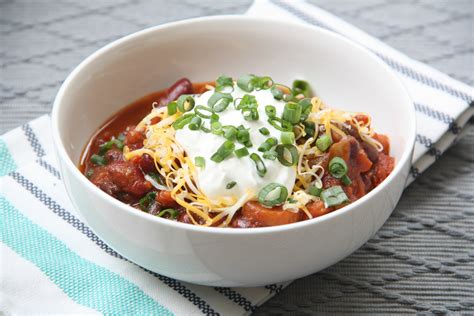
[{"left": 1, "top": 0, "right": 472, "bottom": 314}]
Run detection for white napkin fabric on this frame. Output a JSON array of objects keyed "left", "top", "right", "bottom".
[{"left": 1, "top": 0, "right": 472, "bottom": 314}]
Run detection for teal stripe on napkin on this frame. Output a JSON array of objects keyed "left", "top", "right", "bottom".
[
  {"left": 0, "top": 139, "right": 17, "bottom": 176},
  {"left": 0, "top": 196, "right": 173, "bottom": 316}
]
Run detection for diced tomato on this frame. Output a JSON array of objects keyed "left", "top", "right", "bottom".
[
  {"left": 156, "top": 190, "right": 178, "bottom": 207},
  {"left": 241, "top": 201, "right": 302, "bottom": 227},
  {"left": 124, "top": 126, "right": 145, "bottom": 150},
  {"left": 374, "top": 133, "right": 390, "bottom": 155},
  {"left": 354, "top": 114, "right": 369, "bottom": 125},
  {"left": 307, "top": 200, "right": 333, "bottom": 218},
  {"left": 356, "top": 148, "right": 373, "bottom": 173}
]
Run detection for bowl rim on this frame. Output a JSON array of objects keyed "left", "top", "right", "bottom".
[{"left": 52, "top": 15, "right": 416, "bottom": 235}]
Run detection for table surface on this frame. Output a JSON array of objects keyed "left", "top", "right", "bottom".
[{"left": 1, "top": 0, "right": 473, "bottom": 314}]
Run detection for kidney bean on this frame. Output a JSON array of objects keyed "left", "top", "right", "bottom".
[{"left": 159, "top": 78, "right": 193, "bottom": 107}]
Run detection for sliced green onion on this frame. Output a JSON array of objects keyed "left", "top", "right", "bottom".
[
  {"left": 117, "top": 133, "right": 125, "bottom": 141},
  {"left": 258, "top": 137, "right": 278, "bottom": 152},
  {"left": 303, "top": 121, "right": 316, "bottom": 137},
  {"left": 236, "top": 127, "right": 250, "bottom": 145},
  {"left": 222, "top": 125, "right": 238, "bottom": 141},
  {"left": 210, "top": 113, "right": 219, "bottom": 123},
  {"left": 258, "top": 183, "right": 288, "bottom": 207},
  {"left": 235, "top": 147, "right": 249, "bottom": 158},
  {"left": 341, "top": 175, "right": 352, "bottom": 185},
  {"left": 237, "top": 74, "right": 256, "bottom": 92},
  {"left": 210, "top": 140, "right": 235, "bottom": 162},
  {"left": 298, "top": 98, "right": 312, "bottom": 121},
  {"left": 195, "top": 156, "right": 205, "bottom": 168},
  {"left": 172, "top": 113, "right": 195, "bottom": 130},
  {"left": 292, "top": 79, "right": 311, "bottom": 98},
  {"left": 98, "top": 138, "right": 123, "bottom": 155},
  {"left": 167, "top": 101, "right": 177, "bottom": 115},
  {"left": 86, "top": 169, "right": 94, "bottom": 178},
  {"left": 275, "top": 144, "right": 298, "bottom": 166},
  {"left": 329, "top": 157, "right": 348, "bottom": 179},
  {"left": 188, "top": 116, "right": 202, "bottom": 130},
  {"left": 259, "top": 127, "right": 270, "bottom": 136},
  {"left": 147, "top": 172, "right": 165, "bottom": 186},
  {"left": 243, "top": 107, "right": 259, "bottom": 121},
  {"left": 194, "top": 105, "right": 213, "bottom": 118},
  {"left": 320, "top": 186, "right": 349, "bottom": 208},
  {"left": 271, "top": 85, "right": 283, "bottom": 100},
  {"left": 139, "top": 191, "right": 157, "bottom": 211},
  {"left": 250, "top": 153, "right": 267, "bottom": 177},
  {"left": 236, "top": 94, "right": 257, "bottom": 110},
  {"left": 282, "top": 102, "right": 302, "bottom": 124},
  {"left": 316, "top": 134, "right": 332, "bottom": 152},
  {"left": 208, "top": 93, "right": 233, "bottom": 112},
  {"left": 268, "top": 117, "right": 293, "bottom": 132},
  {"left": 177, "top": 95, "right": 195, "bottom": 112},
  {"left": 280, "top": 131, "right": 295, "bottom": 145},
  {"left": 265, "top": 105, "right": 276, "bottom": 118},
  {"left": 91, "top": 154, "right": 106, "bottom": 166},
  {"left": 226, "top": 181, "right": 237, "bottom": 189},
  {"left": 263, "top": 150, "right": 277, "bottom": 160},
  {"left": 254, "top": 76, "right": 273, "bottom": 90},
  {"left": 201, "top": 125, "right": 211, "bottom": 133},
  {"left": 211, "top": 121, "right": 223, "bottom": 136},
  {"left": 308, "top": 184, "right": 322, "bottom": 197},
  {"left": 215, "top": 75, "right": 234, "bottom": 92},
  {"left": 157, "top": 208, "right": 179, "bottom": 219}
]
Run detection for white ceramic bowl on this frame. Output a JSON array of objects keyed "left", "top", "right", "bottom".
[{"left": 52, "top": 16, "right": 415, "bottom": 287}]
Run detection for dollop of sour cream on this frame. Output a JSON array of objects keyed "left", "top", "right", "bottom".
[{"left": 175, "top": 84, "right": 296, "bottom": 201}]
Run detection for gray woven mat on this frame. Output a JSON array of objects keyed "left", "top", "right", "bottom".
[{"left": 1, "top": 0, "right": 473, "bottom": 314}]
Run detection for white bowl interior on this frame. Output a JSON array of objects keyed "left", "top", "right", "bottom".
[{"left": 56, "top": 17, "right": 413, "bottom": 166}]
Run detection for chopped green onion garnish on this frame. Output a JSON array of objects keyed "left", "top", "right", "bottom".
[
  {"left": 280, "top": 131, "right": 295, "bottom": 145},
  {"left": 201, "top": 125, "right": 211, "bottom": 133},
  {"left": 167, "top": 101, "right": 177, "bottom": 115},
  {"left": 250, "top": 153, "right": 266, "bottom": 177},
  {"left": 282, "top": 102, "right": 302, "bottom": 124},
  {"left": 320, "top": 186, "right": 349, "bottom": 208},
  {"left": 265, "top": 105, "right": 276, "bottom": 118},
  {"left": 147, "top": 172, "right": 165, "bottom": 186},
  {"left": 271, "top": 85, "right": 284, "bottom": 100},
  {"left": 177, "top": 95, "right": 195, "bottom": 112},
  {"left": 258, "top": 183, "right": 288, "bottom": 207},
  {"left": 259, "top": 127, "right": 270, "bottom": 136},
  {"left": 263, "top": 150, "right": 277, "bottom": 160},
  {"left": 172, "top": 113, "right": 195, "bottom": 130},
  {"left": 258, "top": 137, "right": 277, "bottom": 152},
  {"left": 215, "top": 75, "right": 234, "bottom": 92},
  {"left": 210, "top": 113, "right": 220, "bottom": 123},
  {"left": 117, "top": 133, "right": 125, "bottom": 141},
  {"left": 226, "top": 181, "right": 237, "bottom": 189},
  {"left": 303, "top": 121, "right": 316, "bottom": 137},
  {"left": 237, "top": 74, "right": 256, "bottom": 92},
  {"left": 139, "top": 191, "right": 157, "bottom": 211},
  {"left": 222, "top": 125, "right": 238, "bottom": 141},
  {"left": 243, "top": 107, "right": 259, "bottom": 121},
  {"left": 194, "top": 105, "right": 213, "bottom": 118},
  {"left": 254, "top": 76, "right": 273, "bottom": 90},
  {"left": 236, "top": 126, "right": 250, "bottom": 145},
  {"left": 292, "top": 79, "right": 311, "bottom": 98},
  {"left": 316, "top": 134, "right": 332, "bottom": 152},
  {"left": 298, "top": 98, "right": 312, "bottom": 121},
  {"left": 268, "top": 117, "right": 293, "bottom": 132},
  {"left": 308, "top": 184, "right": 322, "bottom": 197},
  {"left": 328, "top": 157, "right": 348, "bottom": 179},
  {"left": 211, "top": 121, "right": 223, "bottom": 136},
  {"left": 341, "top": 175, "right": 352, "bottom": 185},
  {"left": 86, "top": 169, "right": 94, "bottom": 178},
  {"left": 208, "top": 93, "right": 233, "bottom": 112},
  {"left": 236, "top": 94, "right": 257, "bottom": 110},
  {"left": 91, "top": 154, "right": 106, "bottom": 166},
  {"left": 235, "top": 147, "right": 249, "bottom": 158},
  {"left": 195, "top": 156, "right": 205, "bottom": 168},
  {"left": 275, "top": 144, "right": 299, "bottom": 166},
  {"left": 157, "top": 208, "right": 179, "bottom": 219},
  {"left": 188, "top": 116, "right": 202, "bottom": 130},
  {"left": 98, "top": 138, "right": 124, "bottom": 155},
  {"left": 210, "top": 140, "right": 235, "bottom": 162}
]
